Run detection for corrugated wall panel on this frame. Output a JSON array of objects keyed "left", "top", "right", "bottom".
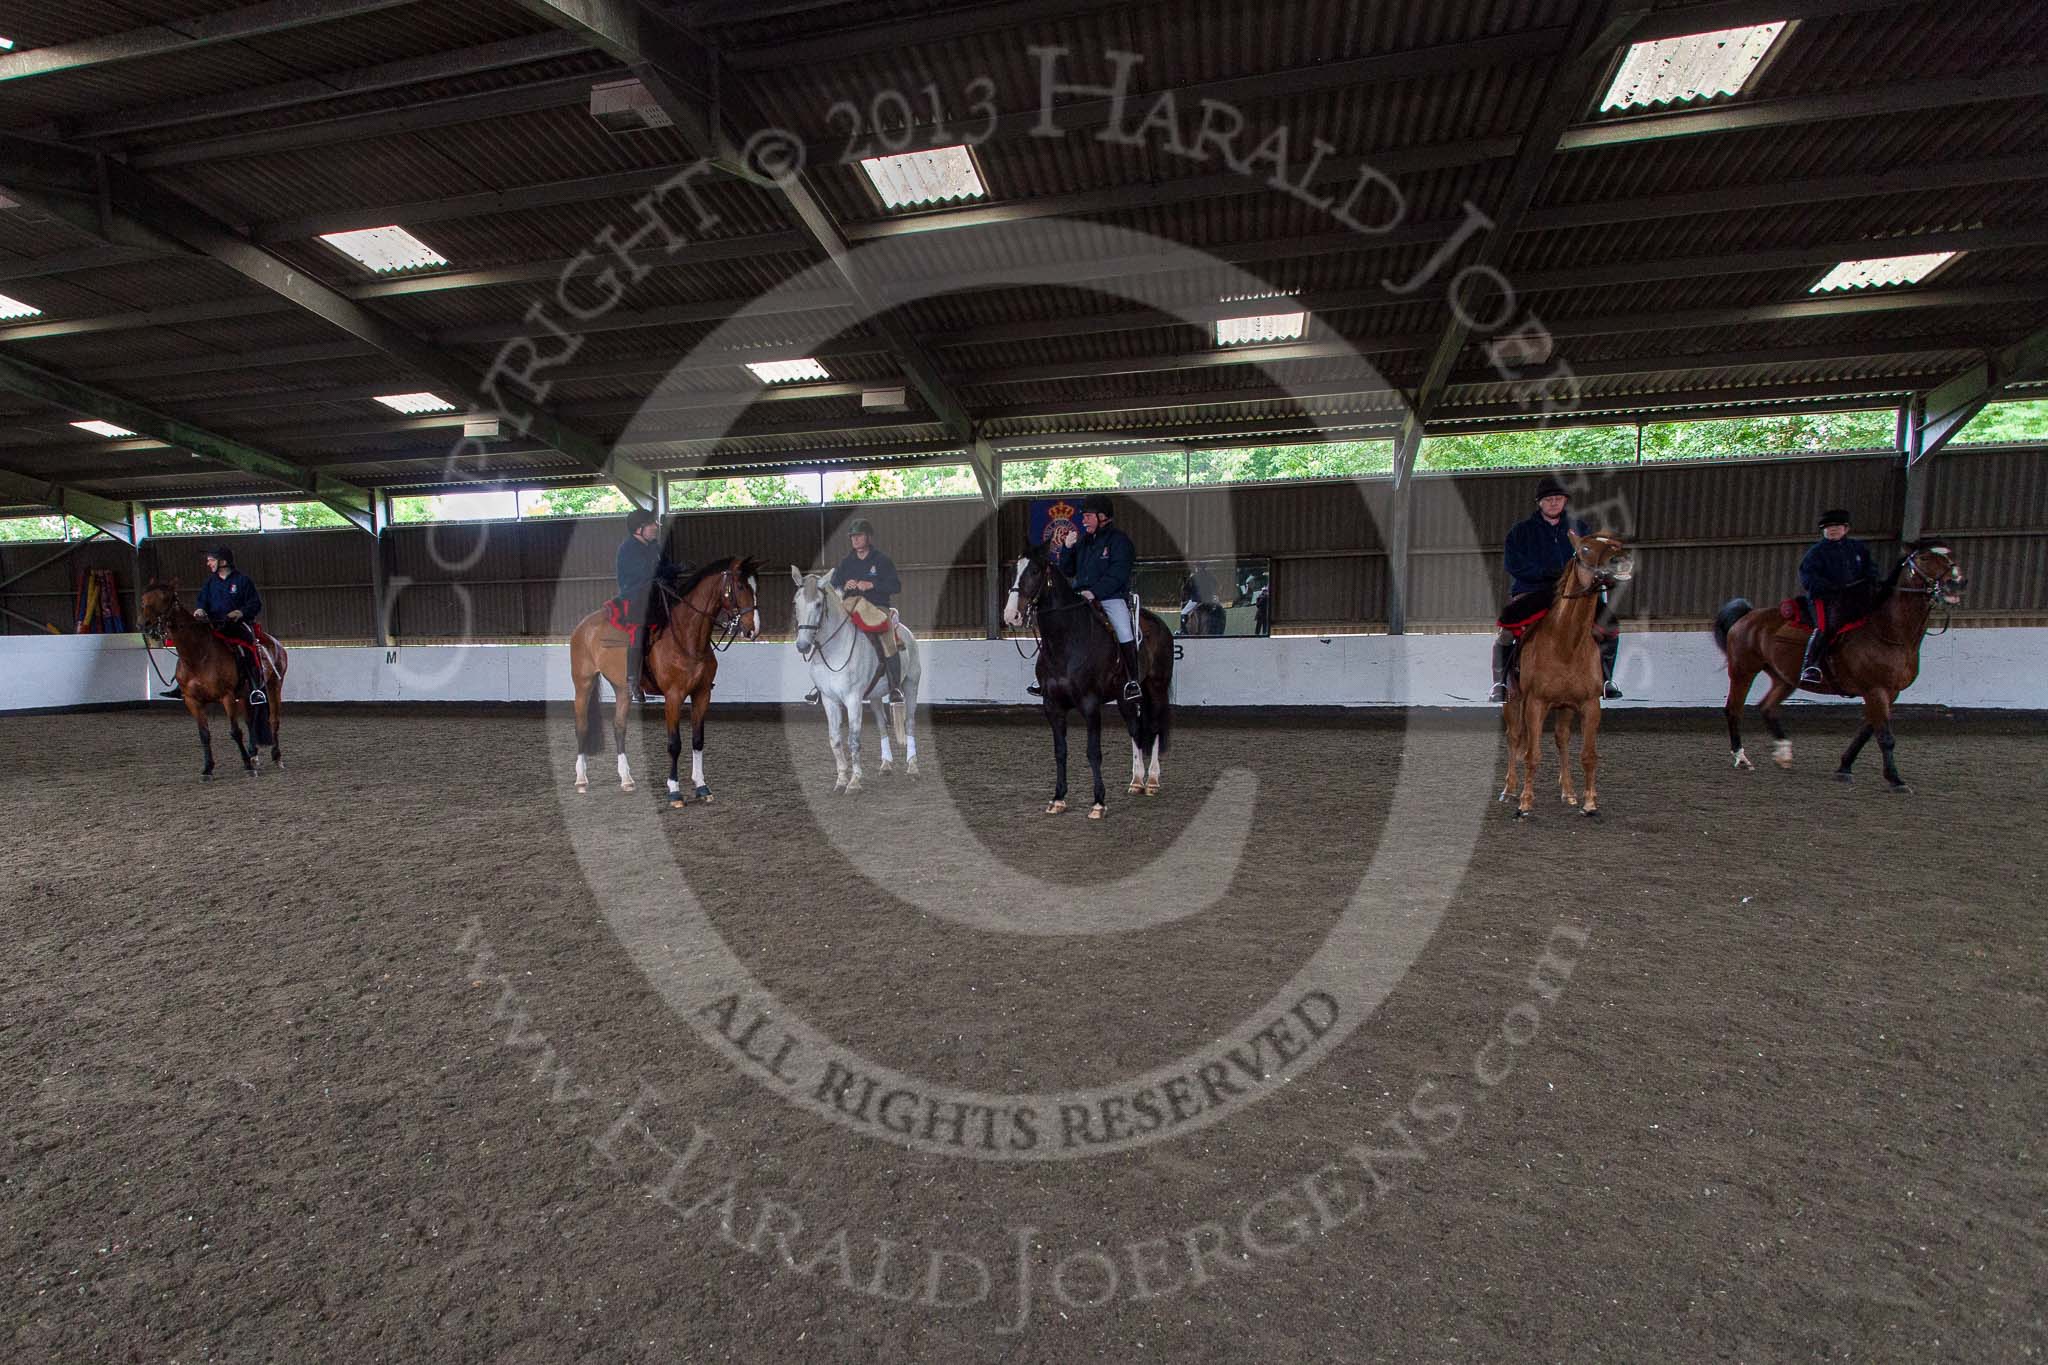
[
  {"left": 1932, "top": 447, "right": 2048, "bottom": 534},
  {"left": 1949, "top": 535, "right": 2048, "bottom": 613}
]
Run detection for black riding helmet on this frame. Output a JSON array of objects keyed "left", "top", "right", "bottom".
[
  {"left": 1817, "top": 508, "right": 1851, "bottom": 528},
  {"left": 845, "top": 517, "right": 875, "bottom": 538},
  {"left": 1081, "top": 493, "right": 1115, "bottom": 518},
  {"left": 207, "top": 544, "right": 236, "bottom": 567},
  {"left": 1533, "top": 476, "right": 1569, "bottom": 502},
  {"left": 625, "top": 508, "right": 660, "bottom": 534}
]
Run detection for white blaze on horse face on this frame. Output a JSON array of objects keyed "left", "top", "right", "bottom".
[{"left": 1002, "top": 557, "right": 1027, "bottom": 629}]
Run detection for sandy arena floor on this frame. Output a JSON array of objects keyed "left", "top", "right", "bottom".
[{"left": 4, "top": 702, "right": 2043, "bottom": 1362}]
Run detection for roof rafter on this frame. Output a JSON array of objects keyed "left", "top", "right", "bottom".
[{"left": 0, "top": 0, "right": 416, "bottom": 82}]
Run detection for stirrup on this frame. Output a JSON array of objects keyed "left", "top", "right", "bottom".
[
  {"left": 247, "top": 688, "right": 267, "bottom": 707},
  {"left": 159, "top": 685, "right": 182, "bottom": 699},
  {"left": 803, "top": 688, "right": 820, "bottom": 705},
  {"left": 1122, "top": 679, "right": 1142, "bottom": 701},
  {"left": 1602, "top": 682, "right": 1623, "bottom": 700},
  {"left": 1799, "top": 666, "right": 1823, "bottom": 685},
  {"left": 1026, "top": 684, "right": 1042, "bottom": 697},
  {"left": 1488, "top": 683, "right": 1508, "bottom": 703}
]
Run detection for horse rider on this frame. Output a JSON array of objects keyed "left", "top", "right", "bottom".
[
  {"left": 1057, "top": 492, "right": 1144, "bottom": 702},
  {"left": 1797, "top": 508, "right": 1878, "bottom": 685},
  {"left": 161, "top": 545, "right": 264, "bottom": 699},
  {"left": 804, "top": 516, "right": 905, "bottom": 706},
  {"left": 1489, "top": 475, "right": 1623, "bottom": 703},
  {"left": 617, "top": 508, "right": 685, "bottom": 703},
  {"left": 1181, "top": 562, "right": 1220, "bottom": 636}
]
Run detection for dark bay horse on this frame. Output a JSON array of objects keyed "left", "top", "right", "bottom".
[
  {"left": 1500, "top": 532, "right": 1634, "bottom": 819},
  {"left": 1003, "top": 542, "right": 1173, "bottom": 819},
  {"left": 139, "top": 581, "right": 287, "bottom": 779},
  {"left": 1715, "top": 542, "right": 1966, "bottom": 790},
  {"left": 569, "top": 557, "right": 761, "bottom": 807}
]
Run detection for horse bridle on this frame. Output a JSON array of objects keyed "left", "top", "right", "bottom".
[
  {"left": 1889, "top": 547, "right": 1964, "bottom": 637},
  {"left": 1558, "top": 537, "right": 1630, "bottom": 600},
  {"left": 794, "top": 584, "right": 857, "bottom": 671},
  {"left": 666, "top": 567, "right": 755, "bottom": 651}
]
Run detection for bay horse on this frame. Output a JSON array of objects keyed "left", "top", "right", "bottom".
[
  {"left": 1714, "top": 541, "right": 1965, "bottom": 790},
  {"left": 1002, "top": 541, "right": 1173, "bottom": 820},
  {"left": 138, "top": 580, "right": 287, "bottom": 779},
  {"left": 568, "top": 557, "right": 761, "bottom": 807},
  {"left": 1499, "top": 532, "right": 1635, "bottom": 819}
]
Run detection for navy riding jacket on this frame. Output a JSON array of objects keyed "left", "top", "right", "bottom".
[
  {"left": 196, "top": 569, "right": 261, "bottom": 621},
  {"left": 830, "top": 547, "right": 902, "bottom": 611},
  {"left": 1058, "top": 523, "right": 1136, "bottom": 599},
  {"left": 1799, "top": 536, "right": 1877, "bottom": 598},
  {"left": 616, "top": 535, "right": 680, "bottom": 612},
  {"left": 1504, "top": 511, "right": 1591, "bottom": 597}
]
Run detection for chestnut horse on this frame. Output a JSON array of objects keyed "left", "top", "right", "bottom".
[
  {"left": 1499, "top": 533, "right": 1634, "bottom": 819},
  {"left": 138, "top": 580, "right": 287, "bottom": 779},
  {"left": 1713, "top": 541, "right": 1965, "bottom": 790},
  {"left": 568, "top": 557, "right": 761, "bottom": 807},
  {"left": 1003, "top": 541, "right": 1173, "bottom": 820}
]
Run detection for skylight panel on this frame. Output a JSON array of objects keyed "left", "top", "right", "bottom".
[
  {"left": 0, "top": 292, "right": 40, "bottom": 320},
  {"left": 1600, "top": 22, "right": 1787, "bottom": 112},
  {"left": 1215, "top": 311, "right": 1308, "bottom": 346},
  {"left": 0, "top": 38, "right": 15, "bottom": 52},
  {"left": 318, "top": 225, "right": 448, "bottom": 273},
  {"left": 1808, "top": 252, "right": 1958, "bottom": 293},
  {"left": 858, "top": 145, "right": 987, "bottom": 209},
  {"left": 373, "top": 392, "right": 457, "bottom": 414},
  {"left": 72, "top": 420, "right": 137, "bottom": 437},
  {"left": 746, "top": 358, "right": 830, "bottom": 383}
]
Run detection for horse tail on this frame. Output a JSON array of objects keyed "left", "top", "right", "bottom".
[{"left": 1713, "top": 598, "right": 1752, "bottom": 656}]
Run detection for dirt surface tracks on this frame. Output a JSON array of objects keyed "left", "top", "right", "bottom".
[{"left": 6, "top": 704, "right": 2043, "bottom": 1362}]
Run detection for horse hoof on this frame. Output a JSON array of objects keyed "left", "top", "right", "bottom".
[
  {"left": 1512, "top": 809, "right": 1533, "bottom": 821},
  {"left": 620, "top": 779, "right": 636, "bottom": 792},
  {"left": 845, "top": 779, "right": 863, "bottom": 795},
  {"left": 1583, "top": 806, "right": 1600, "bottom": 819},
  {"left": 881, "top": 761, "right": 895, "bottom": 776},
  {"left": 1089, "top": 804, "right": 1107, "bottom": 821},
  {"left": 1889, "top": 783, "right": 1913, "bottom": 796},
  {"left": 1127, "top": 780, "right": 1144, "bottom": 795},
  {"left": 695, "top": 787, "right": 712, "bottom": 803},
  {"left": 1833, "top": 771, "right": 1853, "bottom": 784},
  {"left": 1562, "top": 793, "right": 1578, "bottom": 806},
  {"left": 1045, "top": 800, "right": 1066, "bottom": 815},
  {"left": 201, "top": 772, "right": 214, "bottom": 782},
  {"left": 670, "top": 798, "right": 688, "bottom": 810},
  {"left": 1143, "top": 780, "right": 1160, "bottom": 797},
  {"left": 575, "top": 779, "right": 589, "bottom": 794},
  {"left": 905, "top": 760, "right": 920, "bottom": 778},
  {"left": 1733, "top": 750, "right": 1753, "bottom": 770}
]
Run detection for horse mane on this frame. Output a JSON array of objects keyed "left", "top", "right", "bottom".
[{"left": 673, "top": 557, "right": 753, "bottom": 596}]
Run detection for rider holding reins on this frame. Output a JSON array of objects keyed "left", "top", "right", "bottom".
[
  {"left": 162, "top": 544, "right": 264, "bottom": 700},
  {"left": 1056, "top": 493, "right": 1144, "bottom": 702},
  {"left": 828, "top": 517, "right": 905, "bottom": 705},
  {"left": 1490, "top": 476, "right": 1623, "bottom": 703},
  {"left": 1797, "top": 508, "right": 1878, "bottom": 685},
  {"left": 616, "top": 508, "right": 686, "bottom": 703}
]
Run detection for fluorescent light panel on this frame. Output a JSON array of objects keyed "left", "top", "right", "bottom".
[
  {"left": 859, "top": 145, "right": 987, "bottom": 209},
  {"left": 1808, "top": 252, "right": 1958, "bottom": 293},
  {"left": 71, "top": 420, "right": 136, "bottom": 437},
  {"left": 746, "top": 358, "right": 829, "bottom": 383},
  {"left": 318, "top": 225, "right": 447, "bottom": 273},
  {"left": 373, "top": 392, "right": 457, "bottom": 414},
  {"left": 1601, "top": 22, "right": 1787, "bottom": 112},
  {"left": 1215, "top": 312, "right": 1308, "bottom": 346},
  {"left": 0, "top": 292, "right": 40, "bottom": 319}
]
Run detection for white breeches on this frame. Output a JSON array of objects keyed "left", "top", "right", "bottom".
[{"left": 1101, "top": 597, "right": 1135, "bottom": 643}]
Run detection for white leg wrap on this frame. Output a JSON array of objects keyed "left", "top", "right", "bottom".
[{"left": 691, "top": 751, "right": 705, "bottom": 787}]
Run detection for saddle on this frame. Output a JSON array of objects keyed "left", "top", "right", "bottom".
[
  {"left": 1497, "top": 588, "right": 1552, "bottom": 639},
  {"left": 1777, "top": 596, "right": 1871, "bottom": 637},
  {"left": 601, "top": 596, "right": 663, "bottom": 649},
  {"left": 211, "top": 625, "right": 281, "bottom": 688}
]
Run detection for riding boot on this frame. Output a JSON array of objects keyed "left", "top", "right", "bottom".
[
  {"left": 883, "top": 650, "right": 904, "bottom": 703},
  {"left": 1799, "top": 627, "right": 1827, "bottom": 685},
  {"left": 1488, "top": 632, "right": 1511, "bottom": 704},
  {"left": 159, "top": 683, "right": 183, "bottom": 699},
  {"left": 1599, "top": 633, "right": 1622, "bottom": 700},
  {"left": 627, "top": 638, "right": 647, "bottom": 703},
  {"left": 1119, "top": 641, "right": 1144, "bottom": 702},
  {"left": 1026, "top": 683, "right": 1043, "bottom": 697}
]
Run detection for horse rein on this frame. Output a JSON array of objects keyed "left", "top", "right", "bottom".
[
  {"left": 1558, "top": 539, "right": 1629, "bottom": 600},
  {"left": 663, "top": 568, "right": 752, "bottom": 652},
  {"left": 795, "top": 590, "right": 858, "bottom": 673},
  {"left": 1883, "top": 549, "right": 1964, "bottom": 639}
]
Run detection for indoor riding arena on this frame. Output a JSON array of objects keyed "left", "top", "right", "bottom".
[{"left": 5, "top": 2, "right": 2047, "bottom": 1361}]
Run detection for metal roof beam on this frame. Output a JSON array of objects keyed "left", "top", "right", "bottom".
[
  {"left": 0, "top": 351, "right": 373, "bottom": 531},
  {"left": 0, "top": 0, "right": 416, "bottom": 82},
  {"left": 0, "top": 467, "right": 137, "bottom": 544},
  {"left": 1397, "top": 2, "right": 1653, "bottom": 483},
  {"left": 64, "top": 31, "right": 592, "bottom": 140},
  {"left": 505, "top": 0, "right": 980, "bottom": 447},
  {"left": 1912, "top": 321, "right": 2048, "bottom": 464},
  {"left": 0, "top": 133, "right": 656, "bottom": 508}
]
